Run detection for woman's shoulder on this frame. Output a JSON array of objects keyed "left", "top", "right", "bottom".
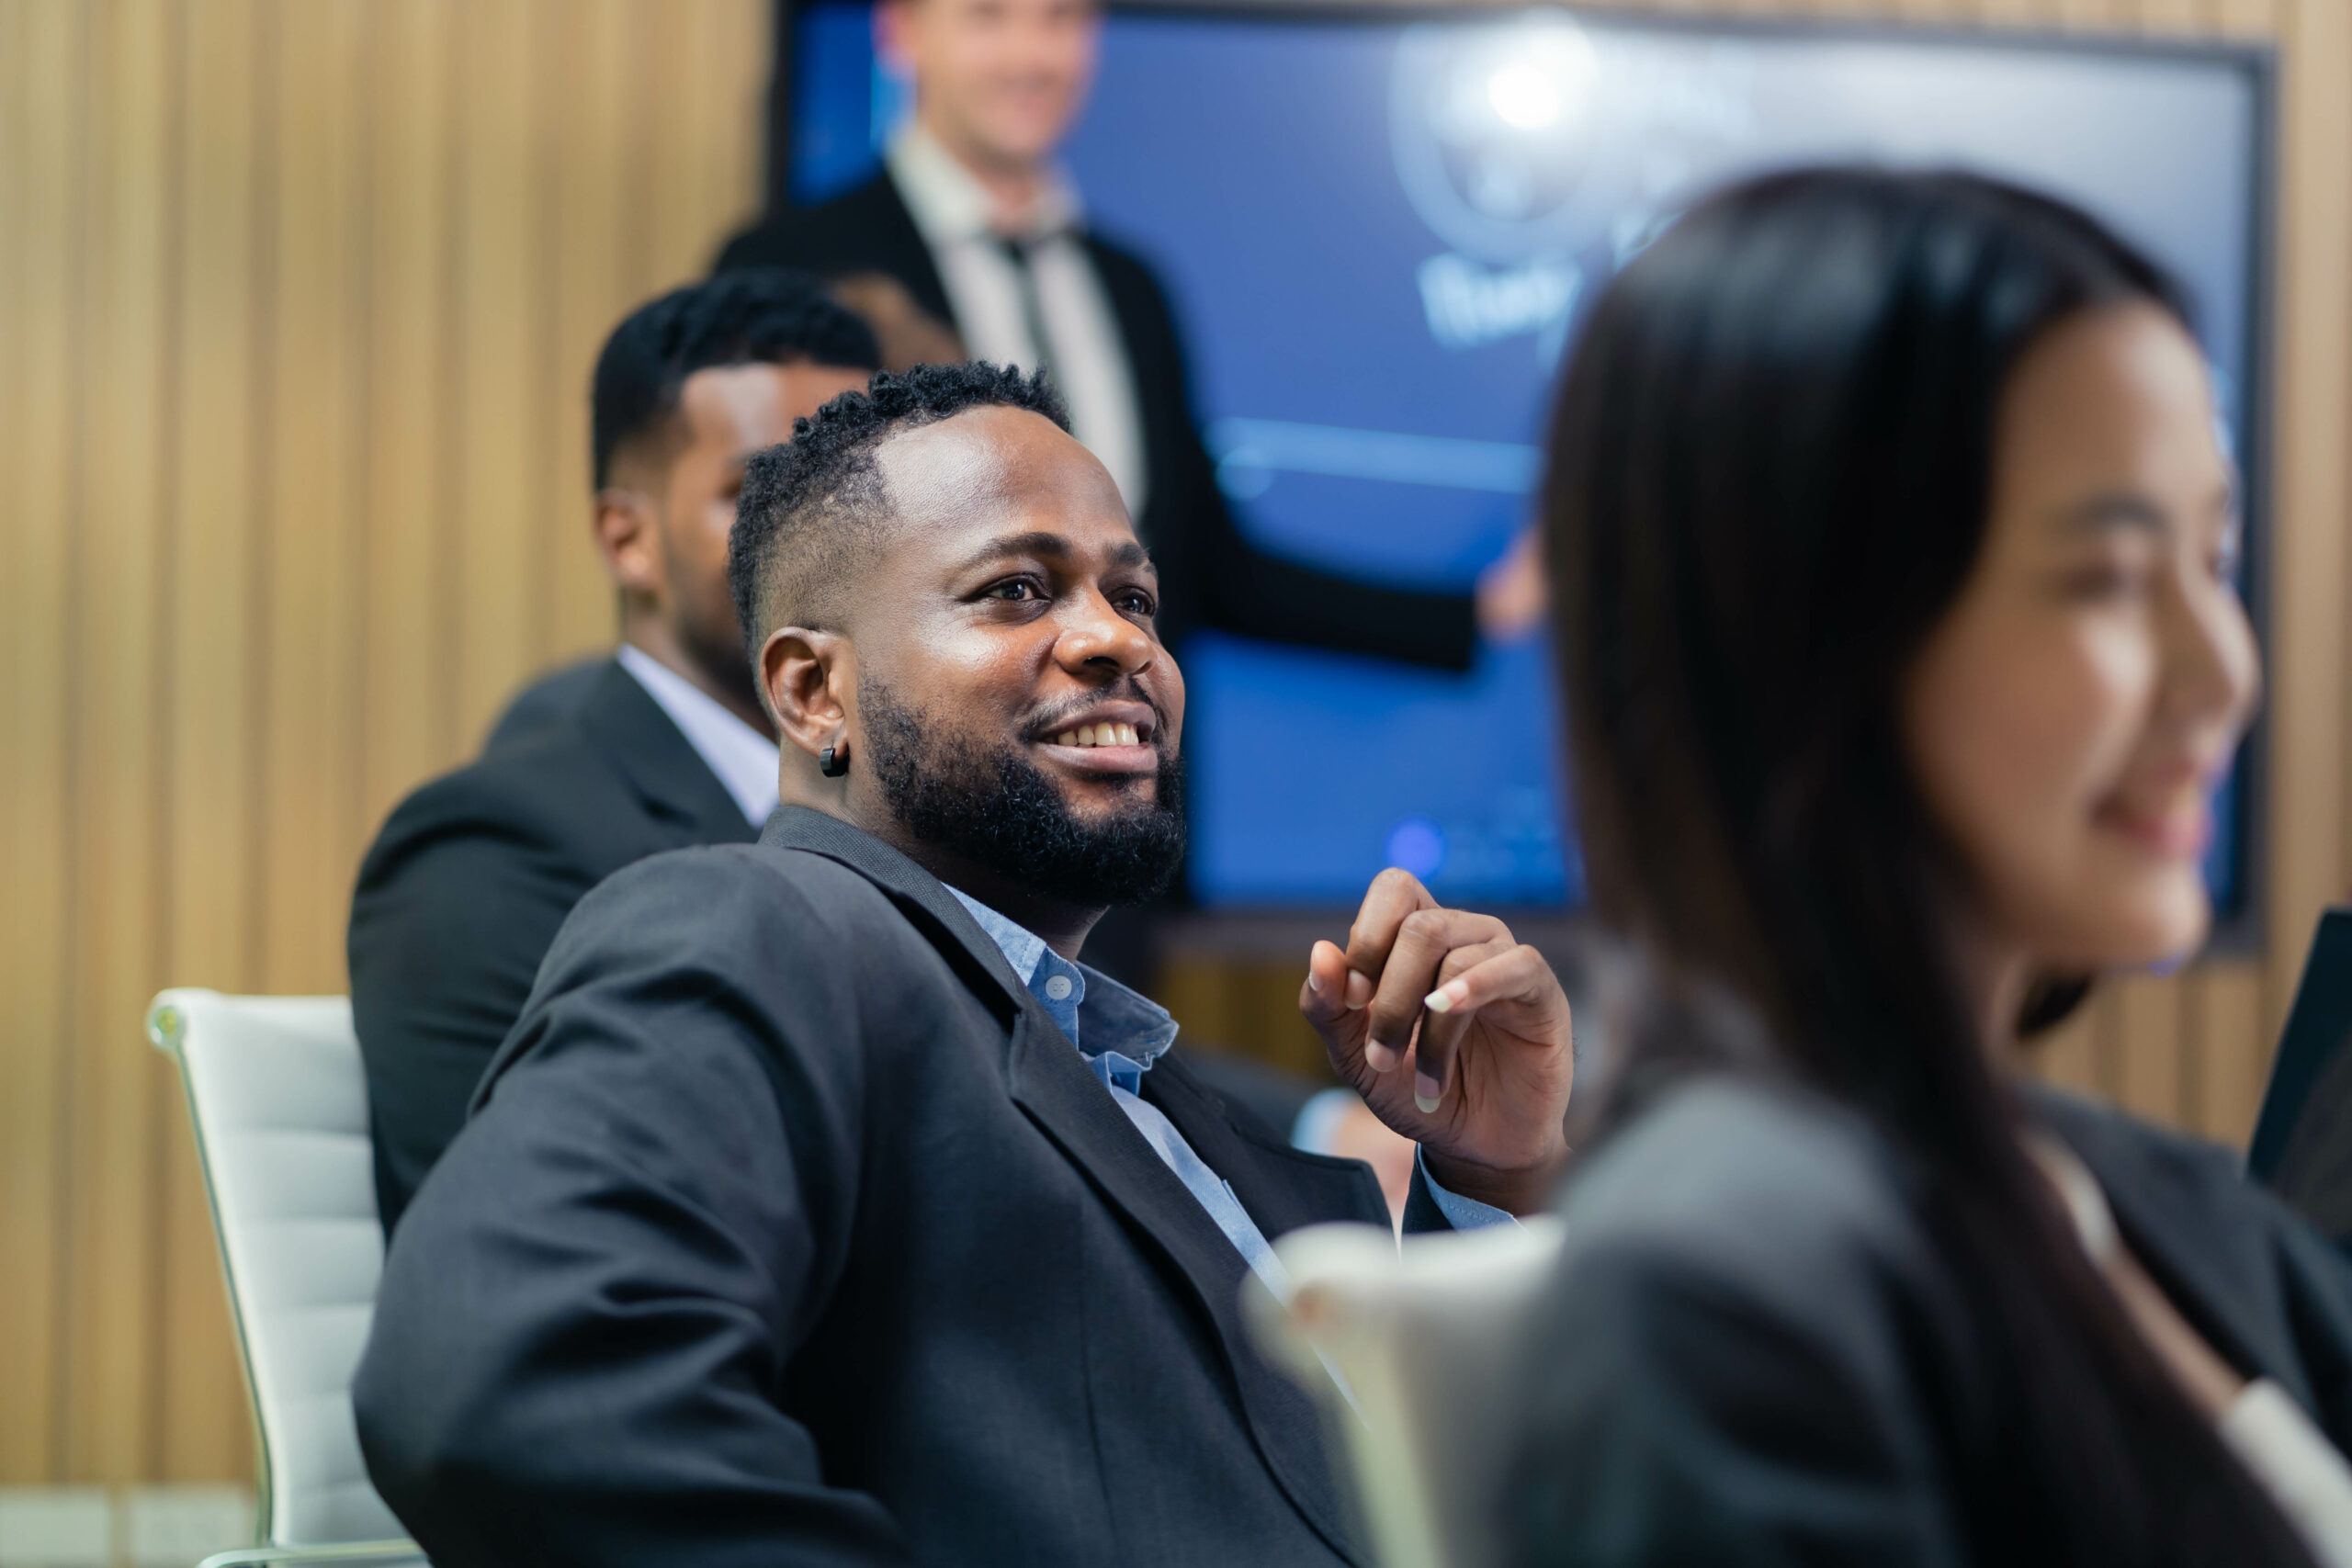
[
  {"left": 1511, "top": 1077, "right": 1982, "bottom": 1562},
  {"left": 1555, "top": 1073, "right": 1936, "bottom": 1294}
]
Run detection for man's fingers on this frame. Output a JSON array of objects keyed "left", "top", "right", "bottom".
[
  {"left": 1340, "top": 869, "right": 1442, "bottom": 985},
  {"left": 1417, "top": 943, "right": 1568, "bottom": 1109},
  {"left": 1423, "top": 944, "right": 1570, "bottom": 1035},
  {"left": 1412, "top": 997, "right": 1476, "bottom": 1111},
  {"left": 1362, "top": 911, "right": 1512, "bottom": 1094},
  {"left": 1299, "top": 939, "right": 1353, "bottom": 1030}
]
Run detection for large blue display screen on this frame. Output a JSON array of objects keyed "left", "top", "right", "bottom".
[{"left": 786, "top": 8, "right": 2267, "bottom": 914}]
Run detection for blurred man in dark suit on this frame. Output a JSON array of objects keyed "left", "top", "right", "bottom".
[
  {"left": 347, "top": 272, "right": 880, "bottom": 1229},
  {"left": 354, "top": 363, "right": 1573, "bottom": 1568},
  {"left": 717, "top": 0, "right": 1545, "bottom": 672}
]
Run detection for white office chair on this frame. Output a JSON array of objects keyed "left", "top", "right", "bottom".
[
  {"left": 147, "top": 989, "right": 424, "bottom": 1568},
  {"left": 1247, "top": 1218, "right": 1566, "bottom": 1568}
]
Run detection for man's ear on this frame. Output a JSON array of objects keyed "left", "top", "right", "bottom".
[
  {"left": 762, "top": 624, "right": 854, "bottom": 764},
  {"left": 592, "top": 488, "right": 664, "bottom": 601}
]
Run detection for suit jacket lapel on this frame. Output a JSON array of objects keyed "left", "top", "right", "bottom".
[
  {"left": 2041, "top": 1094, "right": 2311, "bottom": 1407},
  {"left": 1002, "top": 1019, "right": 1368, "bottom": 1564},
  {"left": 866, "top": 173, "right": 957, "bottom": 329},
  {"left": 1148, "top": 1055, "right": 1389, "bottom": 1237},
  {"left": 755, "top": 808, "right": 1368, "bottom": 1562},
  {"left": 578, "top": 660, "right": 760, "bottom": 844}
]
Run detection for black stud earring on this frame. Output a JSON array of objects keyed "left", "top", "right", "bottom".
[{"left": 819, "top": 744, "right": 849, "bottom": 778}]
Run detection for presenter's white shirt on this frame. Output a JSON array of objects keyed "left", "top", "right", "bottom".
[{"left": 886, "top": 124, "right": 1149, "bottom": 520}]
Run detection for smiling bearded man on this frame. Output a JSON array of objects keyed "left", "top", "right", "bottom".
[{"left": 352, "top": 363, "right": 1576, "bottom": 1568}]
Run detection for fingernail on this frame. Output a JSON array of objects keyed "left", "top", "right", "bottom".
[
  {"left": 1425, "top": 982, "right": 1464, "bottom": 1014},
  {"left": 1364, "top": 1039, "right": 1399, "bottom": 1072},
  {"left": 1414, "top": 1072, "right": 1442, "bottom": 1113},
  {"left": 1306, "top": 970, "right": 1325, "bottom": 997}
]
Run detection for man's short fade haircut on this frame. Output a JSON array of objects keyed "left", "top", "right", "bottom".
[
  {"left": 590, "top": 268, "right": 881, "bottom": 487},
  {"left": 728, "top": 361, "right": 1070, "bottom": 657}
]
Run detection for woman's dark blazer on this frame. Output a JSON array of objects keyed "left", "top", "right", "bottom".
[{"left": 1504, "top": 1075, "right": 2352, "bottom": 1565}]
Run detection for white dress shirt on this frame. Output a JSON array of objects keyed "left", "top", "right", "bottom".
[
  {"left": 615, "top": 643, "right": 780, "bottom": 828},
  {"left": 886, "top": 123, "right": 1149, "bottom": 519}
]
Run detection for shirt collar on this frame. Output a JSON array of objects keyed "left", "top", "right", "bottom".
[
  {"left": 944, "top": 886, "right": 1179, "bottom": 1068},
  {"left": 887, "top": 120, "right": 1083, "bottom": 247},
  {"left": 615, "top": 644, "right": 780, "bottom": 828}
]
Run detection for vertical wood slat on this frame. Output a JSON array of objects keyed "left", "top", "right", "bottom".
[
  {"left": 356, "top": 0, "right": 458, "bottom": 836},
  {"left": 153, "top": 0, "right": 269, "bottom": 1488},
  {"left": 452, "top": 0, "right": 539, "bottom": 750},
  {"left": 257, "top": 0, "right": 368, "bottom": 995},
  {"left": 0, "top": 0, "right": 35, "bottom": 1477},
  {"left": 0, "top": 0, "right": 83, "bottom": 1487},
  {"left": 2114, "top": 974, "right": 2188, "bottom": 1125},
  {"left": 2211, "top": 0, "right": 2282, "bottom": 38},
  {"left": 62, "top": 0, "right": 177, "bottom": 1485},
  {"left": 2194, "top": 960, "right": 2272, "bottom": 1143},
  {"left": 547, "top": 0, "right": 637, "bottom": 666}
]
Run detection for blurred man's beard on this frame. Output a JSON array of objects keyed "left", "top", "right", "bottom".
[
  {"left": 861, "top": 677, "right": 1185, "bottom": 908},
  {"left": 665, "top": 527, "right": 766, "bottom": 717},
  {"left": 684, "top": 614, "right": 765, "bottom": 716}
]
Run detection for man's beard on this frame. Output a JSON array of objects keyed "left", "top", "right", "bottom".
[{"left": 861, "top": 676, "right": 1185, "bottom": 909}]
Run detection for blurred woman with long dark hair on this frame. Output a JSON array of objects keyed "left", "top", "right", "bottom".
[{"left": 1510, "top": 168, "right": 2352, "bottom": 1565}]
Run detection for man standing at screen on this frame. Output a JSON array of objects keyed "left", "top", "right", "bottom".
[{"left": 718, "top": 0, "right": 1544, "bottom": 675}]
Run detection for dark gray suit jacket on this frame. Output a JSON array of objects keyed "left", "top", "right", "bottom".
[
  {"left": 1504, "top": 1076, "right": 2352, "bottom": 1565},
  {"left": 354, "top": 807, "right": 1392, "bottom": 1568},
  {"left": 349, "top": 659, "right": 759, "bottom": 1229}
]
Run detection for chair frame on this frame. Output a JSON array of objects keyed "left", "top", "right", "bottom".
[{"left": 149, "top": 991, "right": 424, "bottom": 1568}]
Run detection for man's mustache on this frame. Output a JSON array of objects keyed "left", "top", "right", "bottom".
[{"left": 1021, "top": 682, "right": 1173, "bottom": 746}]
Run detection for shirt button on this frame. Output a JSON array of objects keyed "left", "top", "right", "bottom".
[{"left": 1045, "top": 975, "right": 1074, "bottom": 1001}]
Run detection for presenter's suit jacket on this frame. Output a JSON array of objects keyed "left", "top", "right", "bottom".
[
  {"left": 353, "top": 807, "right": 1396, "bottom": 1568},
  {"left": 348, "top": 658, "right": 760, "bottom": 1229},
  {"left": 717, "top": 174, "right": 1478, "bottom": 671},
  {"left": 1504, "top": 1076, "right": 2352, "bottom": 1564}
]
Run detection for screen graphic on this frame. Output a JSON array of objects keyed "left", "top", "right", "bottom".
[{"left": 786, "top": 8, "right": 2267, "bottom": 913}]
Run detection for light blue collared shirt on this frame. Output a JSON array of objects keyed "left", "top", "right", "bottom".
[
  {"left": 945, "top": 888, "right": 1301, "bottom": 1303},
  {"left": 944, "top": 888, "right": 1511, "bottom": 1252}
]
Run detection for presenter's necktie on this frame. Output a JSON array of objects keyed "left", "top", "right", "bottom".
[{"left": 994, "top": 233, "right": 1060, "bottom": 393}]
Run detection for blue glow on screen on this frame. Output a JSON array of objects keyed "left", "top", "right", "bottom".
[{"left": 786, "top": 7, "right": 2260, "bottom": 914}]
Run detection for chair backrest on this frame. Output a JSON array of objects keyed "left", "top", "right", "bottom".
[
  {"left": 148, "top": 988, "right": 407, "bottom": 1548},
  {"left": 1248, "top": 1218, "right": 1566, "bottom": 1568}
]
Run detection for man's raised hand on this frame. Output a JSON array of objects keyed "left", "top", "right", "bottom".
[{"left": 1299, "top": 869, "right": 1573, "bottom": 1217}]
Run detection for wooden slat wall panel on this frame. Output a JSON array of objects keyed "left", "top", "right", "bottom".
[
  {"left": 451, "top": 1, "right": 539, "bottom": 750},
  {"left": 153, "top": 0, "right": 261, "bottom": 1485},
  {"left": 1, "top": 0, "right": 83, "bottom": 1487},
  {"left": 545, "top": 0, "right": 633, "bottom": 664},
  {"left": 356, "top": 0, "right": 458, "bottom": 830},
  {"left": 0, "top": 0, "right": 768, "bottom": 1487},
  {"left": 62, "top": 0, "right": 177, "bottom": 1485}
]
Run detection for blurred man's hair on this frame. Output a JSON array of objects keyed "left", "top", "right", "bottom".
[
  {"left": 591, "top": 269, "right": 882, "bottom": 487},
  {"left": 728, "top": 361, "right": 1069, "bottom": 651}
]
